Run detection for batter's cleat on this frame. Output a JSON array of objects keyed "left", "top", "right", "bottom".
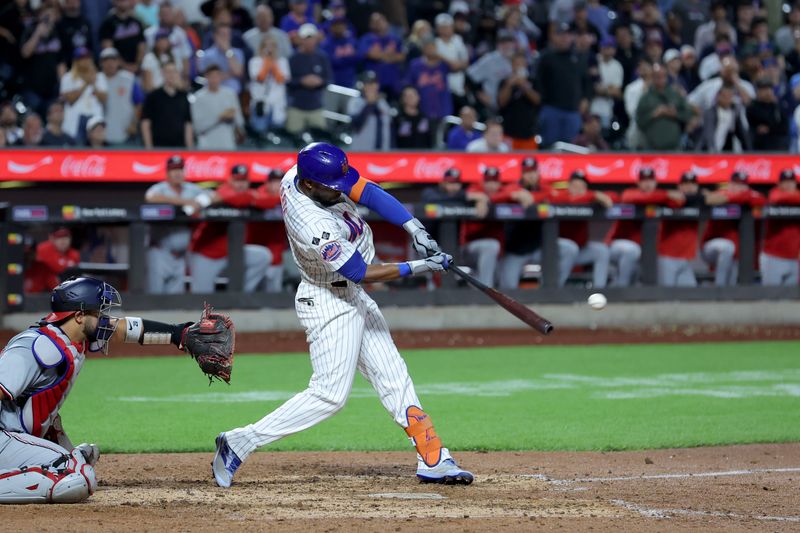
[
  {"left": 416, "top": 458, "right": 474, "bottom": 485},
  {"left": 212, "top": 432, "right": 241, "bottom": 488}
]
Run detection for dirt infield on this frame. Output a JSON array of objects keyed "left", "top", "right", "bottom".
[{"left": 4, "top": 444, "right": 799, "bottom": 531}]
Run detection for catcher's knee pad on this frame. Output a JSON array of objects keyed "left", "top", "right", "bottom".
[
  {"left": 404, "top": 406, "right": 443, "bottom": 467},
  {"left": 0, "top": 450, "right": 96, "bottom": 504}
]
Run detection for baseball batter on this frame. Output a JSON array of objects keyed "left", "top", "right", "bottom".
[
  {"left": 0, "top": 277, "right": 232, "bottom": 503},
  {"left": 213, "top": 143, "right": 474, "bottom": 487}
]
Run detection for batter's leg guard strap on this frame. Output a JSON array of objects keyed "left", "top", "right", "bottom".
[{"left": 404, "top": 406, "right": 443, "bottom": 468}]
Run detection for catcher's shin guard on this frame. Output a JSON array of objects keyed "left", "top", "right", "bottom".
[
  {"left": 0, "top": 450, "right": 96, "bottom": 504},
  {"left": 404, "top": 406, "right": 443, "bottom": 468}
]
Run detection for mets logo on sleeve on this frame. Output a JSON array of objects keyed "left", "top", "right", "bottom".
[{"left": 320, "top": 241, "right": 342, "bottom": 262}]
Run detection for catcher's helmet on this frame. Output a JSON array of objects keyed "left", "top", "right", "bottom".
[{"left": 296, "top": 142, "right": 360, "bottom": 192}]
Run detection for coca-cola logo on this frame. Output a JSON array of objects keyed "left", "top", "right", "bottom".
[
  {"left": 630, "top": 158, "right": 669, "bottom": 180},
  {"left": 60, "top": 155, "right": 107, "bottom": 178},
  {"left": 537, "top": 157, "right": 564, "bottom": 180},
  {"left": 733, "top": 159, "right": 772, "bottom": 181},
  {"left": 412, "top": 157, "right": 456, "bottom": 179},
  {"left": 184, "top": 156, "right": 229, "bottom": 179}
]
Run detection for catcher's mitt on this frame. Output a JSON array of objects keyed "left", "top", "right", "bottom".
[{"left": 182, "top": 304, "right": 235, "bottom": 383}]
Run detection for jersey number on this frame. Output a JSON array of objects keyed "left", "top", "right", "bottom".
[{"left": 342, "top": 212, "right": 365, "bottom": 242}]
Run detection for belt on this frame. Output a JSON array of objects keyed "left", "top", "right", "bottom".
[{"left": 331, "top": 280, "right": 348, "bottom": 288}]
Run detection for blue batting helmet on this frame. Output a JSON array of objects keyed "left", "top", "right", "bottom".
[{"left": 296, "top": 142, "right": 359, "bottom": 192}]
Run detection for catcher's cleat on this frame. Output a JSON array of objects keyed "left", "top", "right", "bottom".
[
  {"left": 212, "top": 432, "right": 241, "bottom": 488},
  {"left": 416, "top": 456, "right": 474, "bottom": 485}
]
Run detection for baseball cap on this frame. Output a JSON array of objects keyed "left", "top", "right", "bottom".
[
  {"left": 231, "top": 164, "right": 249, "bottom": 178},
  {"left": 86, "top": 115, "right": 105, "bottom": 132},
  {"left": 521, "top": 157, "right": 538, "bottom": 171},
  {"left": 730, "top": 170, "right": 749, "bottom": 183},
  {"left": 268, "top": 168, "right": 284, "bottom": 181},
  {"left": 639, "top": 167, "right": 656, "bottom": 180},
  {"left": 779, "top": 168, "right": 796, "bottom": 182},
  {"left": 361, "top": 70, "right": 379, "bottom": 84},
  {"left": 99, "top": 47, "right": 120, "bottom": 60},
  {"left": 570, "top": 169, "right": 588, "bottom": 182},
  {"left": 443, "top": 167, "right": 462, "bottom": 182},
  {"left": 435, "top": 13, "right": 454, "bottom": 26},
  {"left": 663, "top": 48, "right": 680, "bottom": 63},
  {"left": 298, "top": 23, "right": 318, "bottom": 39},
  {"left": 73, "top": 46, "right": 91, "bottom": 59},
  {"left": 203, "top": 63, "right": 222, "bottom": 75},
  {"left": 600, "top": 35, "right": 616, "bottom": 49},
  {"left": 166, "top": 155, "right": 184, "bottom": 169},
  {"left": 680, "top": 44, "right": 696, "bottom": 57},
  {"left": 51, "top": 227, "right": 71, "bottom": 239},
  {"left": 680, "top": 171, "right": 698, "bottom": 183},
  {"left": 449, "top": 0, "right": 470, "bottom": 15},
  {"left": 554, "top": 22, "right": 572, "bottom": 35},
  {"left": 483, "top": 166, "right": 501, "bottom": 181}
]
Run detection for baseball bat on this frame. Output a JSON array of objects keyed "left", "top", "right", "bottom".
[{"left": 449, "top": 265, "right": 554, "bottom": 335}]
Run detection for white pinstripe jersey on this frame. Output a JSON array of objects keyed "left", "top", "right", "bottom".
[{"left": 280, "top": 166, "right": 375, "bottom": 285}]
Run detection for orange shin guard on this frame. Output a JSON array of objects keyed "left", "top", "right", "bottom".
[{"left": 405, "top": 406, "right": 443, "bottom": 467}]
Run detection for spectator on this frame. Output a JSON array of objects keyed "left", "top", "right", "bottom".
[
  {"left": 141, "top": 61, "right": 194, "bottom": 148},
  {"left": 693, "top": 0, "right": 733, "bottom": 53},
  {"left": 586, "top": 0, "right": 612, "bottom": 38},
  {"left": 98, "top": 47, "right": 141, "bottom": 144},
  {"left": 24, "top": 228, "right": 80, "bottom": 293},
  {"left": 614, "top": 24, "right": 641, "bottom": 86},
  {"left": 607, "top": 167, "right": 684, "bottom": 286},
  {"left": 281, "top": 0, "right": 314, "bottom": 48},
  {"left": 678, "top": 44, "right": 701, "bottom": 92},
  {"left": 188, "top": 165, "right": 272, "bottom": 294},
  {"left": 250, "top": 168, "right": 288, "bottom": 293},
  {"left": 141, "top": 29, "right": 182, "bottom": 91},
  {"left": 664, "top": 9, "right": 685, "bottom": 50},
  {"left": 434, "top": 13, "right": 469, "bottom": 111},
  {"left": 701, "top": 171, "right": 766, "bottom": 286},
  {"left": 697, "top": 84, "right": 751, "bottom": 152},
  {"left": 248, "top": 34, "right": 290, "bottom": 135},
  {"left": 407, "top": 37, "right": 451, "bottom": 120},
  {"left": 761, "top": 169, "right": 800, "bottom": 286},
  {"left": 638, "top": 0, "right": 667, "bottom": 46},
  {"left": 466, "top": 119, "right": 510, "bottom": 153},
  {"left": 734, "top": 1, "right": 756, "bottom": 44},
  {"left": 198, "top": 24, "right": 245, "bottom": 94},
  {"left": 40, "top": 101, "right": 77, "bottom": 146},
  {"left": 320, "top": 16, "right": 359, "bottom": 88},
  {"left": 347, "top": 71, "right": 391, "bottom": 151},
  {"left": 191, "top": 64, "right": 243, "bottom": 149},
  {"left": 466, "top": 30, "right": 515, "bottom": 114},
  {"left": 446, "top": 105, "right": 481, "bottom": 150},
  {"left": 502, "top": 4, "right": 540, "bottom": 55},
  {"left": 57, "top": 0, "right": 93, "bottom": 69},
  {"left": 392, "top": 86, "right": 433, "bottom": 149},
  {"left": 144, "top": 155, "right": 213, "bottom": 294},
  {"left": 244, "top": 5, "right": 292, "bottom": 61},
  {"left": 496, "top": 52, "right": 540, "bottom": 149},
  {"left": 658, "top": 171, "right": 704, "bottom": 287},
  {"left": 406, "top": 20, "right": 433, "bottom": 63},
  {"left": 549, "top": 169, "right": 614, "bottom": 289},
  {"left": 359, "top": 12, "right": 406, "bottom": 99},
  {"left": 135, "top": 0, "right": 159, "bottom": 28},
  {"left": 591, "top": 36, "right": 624, "bottom": 129},
  {"left": 776, "top": 3, "right": 800, "bottom": 56},
  {"left": 698, "top": 33, "right": 734, "bottom": 82},
  {"left": 144, "top": 2, "right": 192, "bottom": 79},
  {"left": 85, "top": 115, "right": 108, "bottom": 147},
  {"left": 747, "top": 78, "right": 789, "bottom": 151},
  {"left": 321, "top": 0, "right": 356, "bottom": 39},
  {"left": 19, "top": 5, "right": 64, "bottom": 116},
  {"left": 572, "top": 113, "right": 610, "bottom": 150},
  {"left": 14, "top": 113, "right": 44, "bottom": 147},
  {"left": 536, "top": 23, "right": 591, "bottom": 148},
  {"left": 688, "top": 57, "right": 755, "bottom": 112},
  {"left": 664, "top": 48, "right": 683, "bottom": 87},
  {"left": 499, "top": 158, "right": 579, "bottom": 289},
  {"left": 59, "top": 47, "right": 107, "bottom": 141},
  {"left": 200, "top": 0, "right": 253, "bottom": 34},
  {"left": 99, "top": 0, "right": 146, "bottom": 72},
  {"left": 636, "top": 63, "right": 693, "bottom": 150},
  {"left": 0, "top": 103, "right": 23, "bottom": 145},
  {"left": 286, "top": 23, "right": 331, "bottom": 135}
]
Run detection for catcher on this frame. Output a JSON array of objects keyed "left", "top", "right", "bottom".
[{"left": 0, "top": 276, "right": 234, "bottom": 503}]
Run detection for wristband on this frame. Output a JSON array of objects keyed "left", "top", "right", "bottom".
[
  {"left": 123, "top": 316, "right": 143, "bottom": 343},
  {"left": 398, "top": 262, "right": 412, "bottom": 277}
]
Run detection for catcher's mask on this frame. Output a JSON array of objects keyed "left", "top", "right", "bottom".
[{"left": 43, "top": 277, "right": 122, "bottom": 354}]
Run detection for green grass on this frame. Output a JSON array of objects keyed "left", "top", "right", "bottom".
[{"left": 61, "top": 341, "right": 800, "bottom": 453}]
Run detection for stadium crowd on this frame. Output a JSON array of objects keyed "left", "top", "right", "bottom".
[{"left": 1, "top": 0, "right": 800, "bottom": 151}]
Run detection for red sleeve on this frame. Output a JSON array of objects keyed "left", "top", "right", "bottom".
[
  {"left": 748, "top": 190, "right": 766, "bottom": 207},
  {"left": 768, "top": 188, "right": 800, "bottom": 205},
  {"left": 35, "top": 242, "right": 64, "bottom": 273},
  {"left": 621, "top": 189, "right": 666, "bottom": 204},
  {"left": 489, "top": 184, "right": 522, "bottom": 204},
  {"left": 217, "top": 184, "right": 256, "bottom": 208},
  {"left": 252, "top": 188, "right": 281, "bottom": 209}
]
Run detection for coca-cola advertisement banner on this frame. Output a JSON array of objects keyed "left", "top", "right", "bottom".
[{"left": 1, "top": 150, "right": 797, "bottom": 184}]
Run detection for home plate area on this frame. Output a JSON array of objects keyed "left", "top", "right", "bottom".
[{"left": 5, "top": 444, "right": 799, "bottom": 531}]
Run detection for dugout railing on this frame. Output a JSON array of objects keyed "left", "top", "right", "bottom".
[{"left": 2, "top": 201, "right": 799, "bottom": 314}]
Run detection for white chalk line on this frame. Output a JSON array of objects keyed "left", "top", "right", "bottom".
[
  {"left": 611, "top": 499, "right": 800, "bottom": 523},
  {"left": 368, "top": 493, "right": 446, "bottom": 500},
  {"left": 523, "top": 467, "right": 800, "bottom": 484}
]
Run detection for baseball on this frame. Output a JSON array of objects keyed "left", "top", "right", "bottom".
[{"left": 588, "top": 293, "right": 607, "bottom": 310}]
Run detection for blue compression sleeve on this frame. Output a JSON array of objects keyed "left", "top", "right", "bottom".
[
  {"left": 356, "top": 182, "right": 413, "bottom": 226},
  {"left": 336, "top": 251, "right": 368, "bottom": 283}
]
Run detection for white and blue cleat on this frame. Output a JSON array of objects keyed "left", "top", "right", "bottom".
[
  {"left": 212, "top": 432, "right": 242, "bottom": 488},
  {"left": 416, "top": 457, "right": 474, "bottom": 485}
]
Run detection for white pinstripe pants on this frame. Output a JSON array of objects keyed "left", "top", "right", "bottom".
[{"left": 225, "top": 281, "right": 422, "bottom": 461}]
